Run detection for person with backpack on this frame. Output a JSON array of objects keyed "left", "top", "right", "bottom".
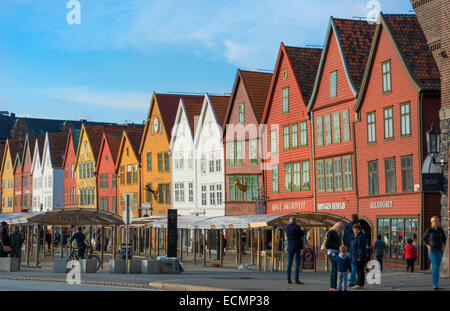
[
  {"left": 325, "top": 221, "right": 344, "bottom": 291},
  {"left": 422, "top": 216, "right": 447, "bottom": 289},
  {"left": 343, "top": 214, "right": 359, "bottom": 286},
  {"left": 403, "top": 238, "right": 417, "bottom": 272},
  {"left": 67, "top": 226, "right": 87, "bottom": 259}
]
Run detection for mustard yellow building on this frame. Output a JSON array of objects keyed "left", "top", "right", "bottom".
[
  {"left": 1, "top": 138, "right": 24, "bottom": 213},
  {"left": 116, "top": 129, "right": 143, "bottom": 218},
  {"left": 74, "top": 124, "right": 128, "bottom": 209},
  {"left": 140, "top": 93, "right": 200, "bottom": 216}
]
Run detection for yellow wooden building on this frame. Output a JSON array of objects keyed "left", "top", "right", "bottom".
[
  {"left": 139, "top": 93, "right": 202, "bottom": 216},
  {"left": 116, "top": 129, "right": 144, "bottom": 218},
  {"left": 0, "top": 138, "right": 24, "bottom": 213}
]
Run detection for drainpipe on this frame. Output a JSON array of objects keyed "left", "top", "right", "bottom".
[
  {"left": 310, "top": 112, "right": 316, "bottom": 213},
  {"left": 352, "top": 111, "right": 360, "bottom": 215},
  {"left": 418, "top": 91, "right": 426, "bottom": 270}
]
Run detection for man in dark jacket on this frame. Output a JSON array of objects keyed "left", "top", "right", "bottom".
[
  {"left": 284, "top": 217, "right": 305, "bottom": 285},
  {"left": 0, "top": 222, "right": 11, "bottom": 257},
  {"left": 350, "top": 223, "right": 366, "bottom": 289},
  {"left": 343, "top": 214, "right": 358, "bottom": 286},
  {"left": 10, "top": 226, "right": 23, "bottom": 270},
  {"left": 67, "top": 227, "right": 87, "bottom": 258}
]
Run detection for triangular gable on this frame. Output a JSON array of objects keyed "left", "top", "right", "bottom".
[
  {"left": 307, "top": 17, "right": 375, "bottom": 112},
  {"left": 62, "top": 127, "right": 74, "bottom": 170},
  {"left": 115, "top": 130, "right": 141, "bottom": 174},
  {"left": 30, "top": 137, "right": 42, "bottom": 175},
  {"left": 0, "top": 140, "right": 11, "bottom": 176},
  {"left": 354, "top": 13, "right": 440, "bottom": 112}
]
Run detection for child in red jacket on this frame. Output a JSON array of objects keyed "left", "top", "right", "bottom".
[{"left": 403, "top": 239, "right": 418, "bottom": 272}]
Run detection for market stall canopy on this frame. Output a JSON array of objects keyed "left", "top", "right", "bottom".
[
  {"left": 3, "top": 209, "right": 125, "bottom": 226},
  {"left": 130, "top": 216, "right": 165, "bottom": 227},
  {"left": 0, "top": 212, "right": 41, "bottom": 225},
  {"left": 137, "top": 212, "right": 350, "bottom": 230}
]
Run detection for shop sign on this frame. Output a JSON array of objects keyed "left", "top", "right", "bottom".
[
  {"left": 271, "top": 201, "right": 306, "bottom": 212},
  {"left": 422, "top": 173, "right": 443, "bottom": 191},
  {"left": 317, "top": 202, "right": 346, "bottom": 211},
  {"left": 369, "top": 201, "right": 392, "bottom": 209}
]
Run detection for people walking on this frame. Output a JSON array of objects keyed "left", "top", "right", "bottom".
[
  {"left": 0, "top": 222, "right": 11, "bottom": 257},
  {"left": 284, "top": 217, "right": 305, "bottom": 285},
  {"left": 403, "top": 238, "right": 417, "bottom": 272},
  {"left": 423, "top": 216, "right": 447, "bottom": 290},
  {"left": 373, "top": 234, "right": 386, "bottom": 271},
  {"left": 343, "top": 214, "right": 359, "bottom": 286},
  {"left": 330, "top": 245, "right": 351, "bottom": 291},
  {"left": 325, "top": 221, "right": 344, "bottom": 291},
  {"left": 350, "top": 223, "right": 367, "bottom": 289}
]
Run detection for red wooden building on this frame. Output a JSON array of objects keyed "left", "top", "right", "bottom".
[
  {"left": 307, "top": 18, "right": 375, "bottom": 227},
  {"left": 261, "top": 44, "right": 322, "bottom": 214},
  {"left": 223, "top": 69, "right": 272, "bottom": 215},
  {"left": 62, "top": 127, "right": 80, "bottom": 209},
  {"left": 354, "top": 14, "right": 441, "bottom": 265},
  {"left": 96, "top": 133, "right": 122, "bottom": 214},
  {"left": 12, "top": 143, "right": 25, "bottom": 213}
]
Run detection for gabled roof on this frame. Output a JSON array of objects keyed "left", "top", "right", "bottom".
[
  {"left": 262, "top": 44, "right": 322, "bottom": 123},
  {"left": 183, "top": 97, "right": 204, "bottom": 138},
  {"left": 8, "top": 138, "right": 25, "bottom": 171},
  {"left": 139, "top": 93, "right": 204, "bottom": 155},
  {"left": 0, "top": 143, "right": 5, "bottom": 173},
  {"left": 105, "top": 135, "right": 122, "bottom": 165},
  {"left": 208, "top": 95, "right": 231, "bottom": 127},
  {"left": 23, "top": 133, "right": 45, "bottom": 169},
  {"left": 116, "top": 128, "right": 145, "bottom": 172},
  {"left": 83, "top": 124, "right": 143, "bottom": 164},
  {"left": 47, "top": 132, "right": 69, "bottom": 168},
  {"left": 307, "top": 17, "right": 375, "bottom": 111},
  {"left": 355, "top": 14, "right": 440, "bottom": 111},
  {"left": 382, "top": 14, "right": 440, "bottom": 91},
  {"left": 223, "top": 69, "right": 272, "bottom": 131}
]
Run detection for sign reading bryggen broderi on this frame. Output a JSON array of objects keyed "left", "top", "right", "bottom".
[
  {"left": 317, "top": 202, "right": 346, "bottom": 211},
  {"left": 369, "top": 201, "right": 393, "bottom": 209}
]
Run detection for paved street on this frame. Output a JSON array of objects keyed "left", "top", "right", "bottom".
[
  {"left": 0, "top": 262, "right": 448, "bottom": 291},
  {"left": 0, "top": 279, "right": 154, "bottom": 291}
]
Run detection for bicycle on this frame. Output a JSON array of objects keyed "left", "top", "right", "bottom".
[{"left": 68, "top": 245, "right": 102, "bottom": 271}]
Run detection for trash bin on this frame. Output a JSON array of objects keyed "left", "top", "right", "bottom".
[{"left": 120, "top": 243, "right": 132, "bottom": 260}]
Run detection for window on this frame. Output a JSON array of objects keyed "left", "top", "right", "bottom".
[
  {"left": 126, "top": 165, "right": 132, "bottom": 185},
  {"left": 188, "top": 182, "right": 194, "bottom": 202},
  {"left": 382, "top": 60, "right": 392, "bottom": 93},
  {"left": 291, "top": 124, "right": 298, "bottom": 149},
  {"left": 250, "top": 139, "right": 257, "bottom": 165},
  {"left": 229, "top": 176, "right": 236, "bottom": 201},
  {"left": 284, "top": 163, "right": 292, "bottom": 192},
  {"left": 401, "top": 156, "right": 413, "bottom": 192},
  {"left": 283, "top": 126, "right": 290, "bottom": 150},
  {"left": 216, "top": 158, "right": 222, "bottom": 172},
  {"left": 343, "top": 156, "right": 353, "bottom": 191},
  {"left": 146, "top": 183, "right": 153, "bottom": 202},
  {"left": 200, "top": 154, "right": 206, "bottom": 175},
  {"left": 99, "top": 174, "right": 103, "bottom": 189},
  {"left": 238, "top": 103, "right": 245, "bottom": 124},
  {"left": 383, "top": 107, "right": 393, "bottom": 140},
  {"left": 270, "top": 130, "right": 277, "bottom": 154},
  {"left": 377, "top": 217, "right": 418, "bottom": 260},
  {"left": 210, "top": 185, "right": 216, "bottom": 205},
  {"left": 342, "top": 109, "right": 350, "bottom": 141},
  {"left": 83, "top": 141, "right": 87, "bottom": 155},
  {"left": 330, "top": 71, "right": 337, "bottom": 98},
  {"left": 271, "top": 165, "right": 279, "bottom": 193},
  {"left": 324, "top": 114, "right": 332, "bottom": 145},
  {"left": 244, "top": 176, "right": 257, "bottom": 201},
  {"left": 333, "top": 157, "right": 342, "bottom": 191},
  {"left": 332, "top": 112, "right": 340, "bottom": 143},
  {"left": 301, "top": 160, "right": 310, "bottom": 191},
  {"left": 299, "top": 121, "right": 307, "bottom": 147},
  {"left": 236, "top": 176, "right": 244, "bottom": 201},
  {"left": 227, "top": 142, "right": 235, "bottom": 166},
  {"left": 201, "top": 185, "right": 207, "bottom": 206},
  {"left": 293, "top": 162, "right": 301, "bottom": 191},
  {"left": 147, "top": 152, "right": 152, "bottom": 171},
  {"left": 316, "top": 116, "right": 323, "bottom": 146},
  {"left": 236, "top": 142, "right": 243, "bottom": 166},
  {"left": 385, "top": 157, "right": 396, "bottom": 193},
  {"left": 325, "top": 159, "right": 333, "bottom": 192},
  {"left": 112, "top": 174, "right": 116, "bottom": 189},
  {"left": 282, "top": 87, "right": 289, "bottom": 113},
  {"left": 216, "top": 184, "right": 223, "bottom": 205},
  {"left": 367, "top": 112, "right": 376, "bottom": 143},
  {"left": 368, "top": 160, "right": 379, "bottom": 195},
  {"left": 209, "top": 153, "right": 215, "bottom": 173},
  {"left": 165, "top": 184, "right": 170, "bottom": 204},
  {"left": 317, "top": 160, "right": 325, "bottom": 192},
  {"left": 400, "top": 103, "right": 411, "bottom": 137},
  {"left": 164, "top": 153, "right": 170, "bottom": 172},
  {"left": 157, "top": 153, "right": 163, "bottom": 172},
  {"left": 158, "top": 184, "right": 164, "bottom": 204},
  {"left": 104, "top": 174, "right": 109, "bottom": 189},
  {"left": 112, "top": 197, "right": 116, "bottom": 213}
]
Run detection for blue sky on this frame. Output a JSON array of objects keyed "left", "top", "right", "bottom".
[{"left": 0, "top": 0, "right": 413, "bottom": 124}]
